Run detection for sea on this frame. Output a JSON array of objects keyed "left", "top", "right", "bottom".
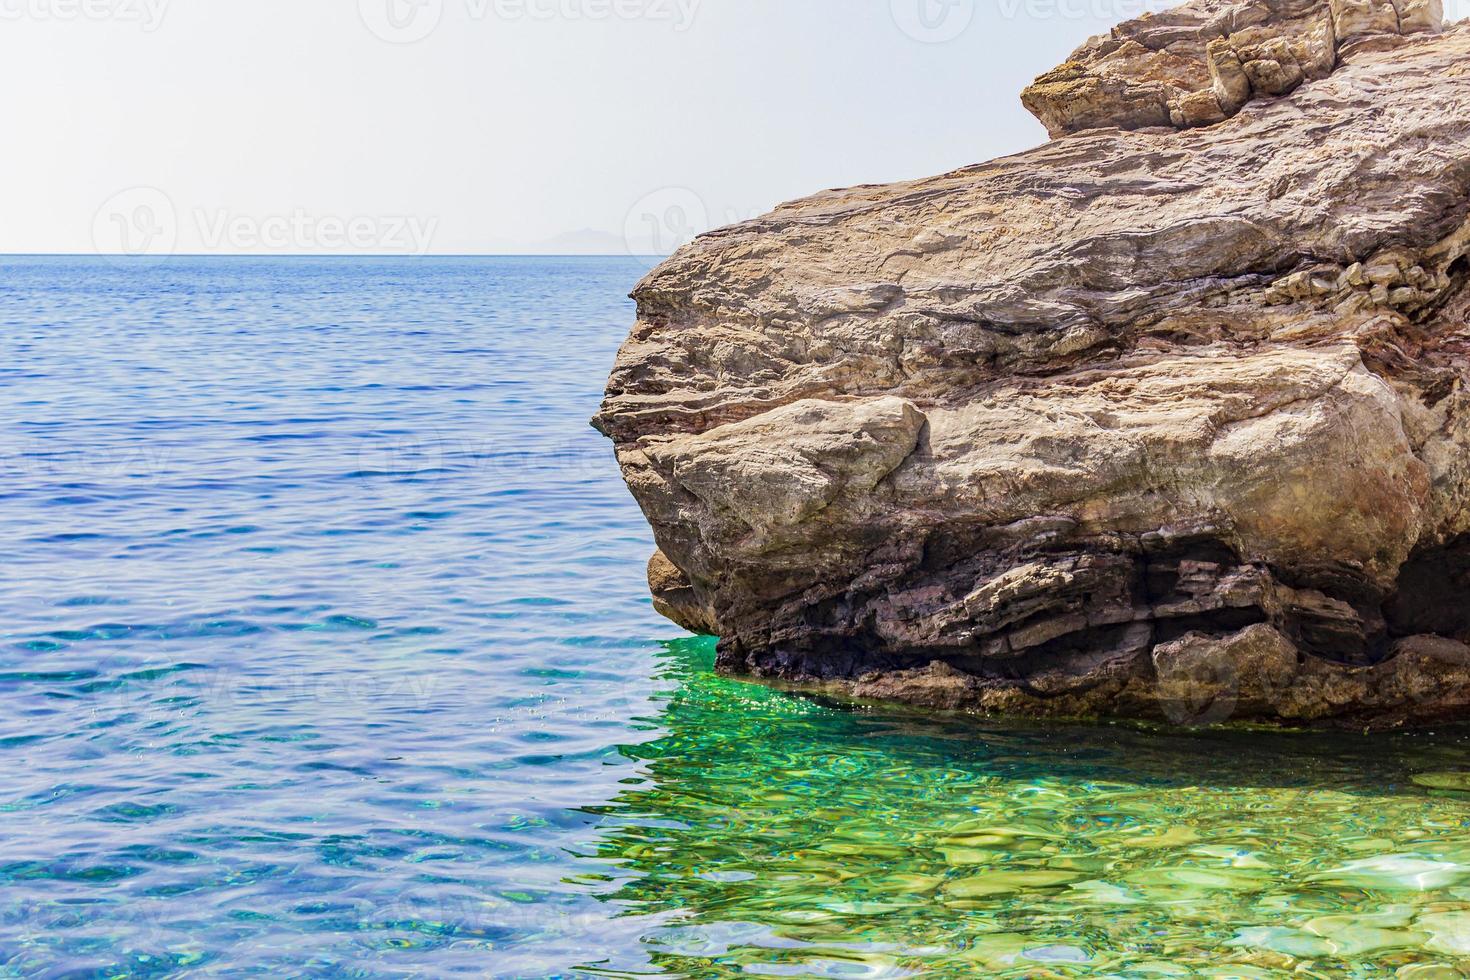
[{"left": 4, "top": 255, "right": 1470, "bottom": 977}]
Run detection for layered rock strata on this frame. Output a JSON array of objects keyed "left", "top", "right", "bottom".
[
  {"left": 1022, "top": 0, "right": 1445, "bottom": 135},
  {"left": 596, "top": 0, "right": 1470, "bottom": 727}
]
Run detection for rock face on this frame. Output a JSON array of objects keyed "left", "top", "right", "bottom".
[
  {"left": 1022, "top": 0, "right": 1445, "bottom": 135},
  {"left": 595, "top": 0, "right": 1470, "bottom": 727}
]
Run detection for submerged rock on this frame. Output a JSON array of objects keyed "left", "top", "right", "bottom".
[{"left": 595, "top": 0, "right": 1470, "bottom": 727}]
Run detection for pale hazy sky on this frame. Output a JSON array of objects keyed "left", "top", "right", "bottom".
[{"left": 4, "top": 0, "right": 1467, "bottom": 256}]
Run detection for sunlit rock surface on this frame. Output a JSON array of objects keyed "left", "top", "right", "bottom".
[
  {"left": 1021, "top": 0, "right": 1446, "bottom": 136},
  {"left": 595, "top": 0, "right": 1470, "bottom": 727}
]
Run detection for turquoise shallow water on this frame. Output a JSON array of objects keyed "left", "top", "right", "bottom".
[{"left": 5, "top": 256, "right": 1470, "bottom": 977}]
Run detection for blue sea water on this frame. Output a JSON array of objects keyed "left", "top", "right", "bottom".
[
  {"left": 8, "top": 256, "right": 1470, "bottom": 978},
  {"left": 0, "top": 256, "right": 680, "bottom": 975}
]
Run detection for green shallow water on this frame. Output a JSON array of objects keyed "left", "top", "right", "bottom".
[{"left": 585, "top": 638, "right": 1470, "bottom": 978}]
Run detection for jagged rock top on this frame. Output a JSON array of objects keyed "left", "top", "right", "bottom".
[
  {"left": 596, "top": 6, "right": 1470, "bottom": 727},
  {"left": 1021, "top": 0, "right": 1444, "bottom": 135},
  {"left": 597, "top": 24, "right": 1469, "bottom": 446}
]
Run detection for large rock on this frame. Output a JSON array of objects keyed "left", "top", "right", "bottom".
[{"left": 595, "top": 1, "right": 1470, "bottom": 727}]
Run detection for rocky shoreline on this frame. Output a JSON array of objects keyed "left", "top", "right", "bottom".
[{"left": 597, "top": 0, "right": 1470, "bottom": 728}]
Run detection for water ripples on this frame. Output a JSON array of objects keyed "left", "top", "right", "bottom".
[
  {"left": 0, "top": 257, "right": 673, "bottom": 975},
  {"left": 6, "top": 257, "right": 1470, "bottom": 977}
]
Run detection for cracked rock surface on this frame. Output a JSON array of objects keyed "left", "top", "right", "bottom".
[{"left": 595, "top": 0, "right": 1470, "bottom": 727}]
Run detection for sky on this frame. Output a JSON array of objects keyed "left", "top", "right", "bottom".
[{"left": 3, "top": 0, "right": 1466, "bottom": 256}]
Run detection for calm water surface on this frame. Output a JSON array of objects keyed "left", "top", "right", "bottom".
[{"left": 3, "top": 256, "right": 1470, "bottom": 977}]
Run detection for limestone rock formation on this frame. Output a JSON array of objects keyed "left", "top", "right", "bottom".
[
  {"left": 596, "top": 0, "right": 1470, "bottom": 727},
  {"left": 1021, "top": 0, "right": 1444, "bottom": 136}
]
